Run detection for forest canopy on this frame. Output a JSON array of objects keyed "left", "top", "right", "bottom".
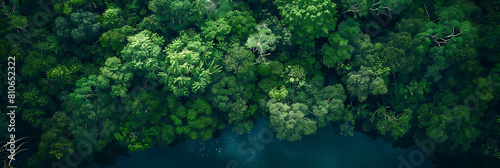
[{"left": 0, "top": 0, "right": 499, "bottom": 167}]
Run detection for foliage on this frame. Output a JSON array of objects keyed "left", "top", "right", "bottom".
[
  {"left": 274, "top": 0, "right": 338, "bottom": 46},
  {"left": 267, "top": 99, "right": 317, "bottom": 141},
  {"left": 201, "top": 18, "right": 232, "bottom": 42},
  {"left": 269, "top": 86, "right": 288, "bottom": 101},
  {"left": 415, "top": 19, "right": 476, "bottom": 81},
  {"left": 283, "top": 65, "right": 306, "bottom": 84},
  {"left": 159, "top": 31, "right": 222, "bottom": 96},
  {"left": 102, "top": 8, "right": 125, "bottom": 30},
  {"left": 97, "top": 57, "right": 133, "bottom": 98},
  {"left": 224, "top": 10, "right": 257, "bottom": 42},
  {"left": 346, "top": 66, "right": 388, "bottom": 102},
  {"left": 34, "top": 111, "right": 73, "bottom": 161},
  {"left": 9, "top": 0, "right": 500, "bottom": 166},
  {"left": 100, "top": 25, "right": 137, "bottom": 54},
  {"left": 121, "top": 30, "right": 164, "bottom": 79},
  {"left": 321, "top": 32, "right": 354, "bottom": 68},
  {"left": 340, "top": 0, "right": 412, "bottom": 18},
  {"left": 372, "top": 107, "right": 413, "bottom": 140},
  {"left": 223, "top": 43, "right": 256, "bottom": 81},
  {"left": 417, "top": 104, "right": 482, "bottom": 152},
  {"left": 148, "top": 0, "right": 193, "bottom": 31},
  {"left": 55, "top": 9, "right": 102, "bottom": 44},
  {"left": 169, "top": 99, "right": 224, "bottom": 140},
  {"left": 245, "top": 23, "right": 281, "bottom": 64}
]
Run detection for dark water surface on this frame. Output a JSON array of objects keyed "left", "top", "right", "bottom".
[{"left": 87, "top": 118, "right": 435, "bottom": 168}]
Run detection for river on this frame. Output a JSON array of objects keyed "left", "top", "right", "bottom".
[{"left": 87, "top": 118, "right": 435, "bottom": 168}]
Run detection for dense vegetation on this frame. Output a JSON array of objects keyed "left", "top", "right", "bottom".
[{"left": 1, "top": 0, "right": 499, "bottom": 167}]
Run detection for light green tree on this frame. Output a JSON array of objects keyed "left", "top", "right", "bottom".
[
  {"left": 97, "top": 57, "right": 133, "bottom": 98},
  {"left": 121, "top": 30, "right": 164, "bottom": 80},
  {"left": 274, "top": 0, "right": 338, "bottom": 47},
  {"left": 159, "top": 31, "right": 221, "bottom": 96},
  {"left": 201, "top": 18, "right": 232, "bottom": 42},
  {"left": 269, "top": 86, "right": 288, "bottom": 101},
  {"left": 267, "top": 99, "right": 317, "bottom": 141},
  {"left": 321, "top": 32, "right": 354, "bottom": 68}
]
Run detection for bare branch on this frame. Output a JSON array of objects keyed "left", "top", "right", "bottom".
[{"left": 424, "top": 5, "right": 430, "bottom": 20}]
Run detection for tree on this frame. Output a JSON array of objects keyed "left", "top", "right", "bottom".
[
  {"left": 121, "top": 30, "right": 164, "bottom": 80},
  {"left": 21, "top": 51, "right": 57, "bottom": 79},
  {"left": 274, "top": 0, "right": 338, "bottom": 46},
  {"left": 340, "top": 0, "right": 370, "bottom": 18},
  {"left": 372, "top": 107, "right": 413, "bottom": 140},
  {"left": 148, "top": 0, "right": 192, "bottom": 31},
  {"left": 245, "top": 23, "right": 281, "bottom": 64},
  {"left": 228, "top": 101, "right": 257, "bottom": 134},
  {"left": 69, "top": 75, "right": 99, "bottom": 107},
  {"left": 112, "top": 90, "right": 174, "bottom": 151},
  {"left": 34, "top": 112, "right": 73, "bottom": 161},
  {"left": 70, "top": 9, "right": 102, "bottom": 44},
  {"left": 269, "top": 86, "right": 288, "bottom": 102},
  {"left": 282, "top": 64, "right": 307, "bottom": 85},
  {"left": 267, "top": 99, "right": 317, "bottom": 141},
  {"left": 159, "top": 31, "right": 222, "bottom": 96},
  {"left": 341, "top": 0, "right": 412, "bottom": 18},
  {"left": 210, "top": 75, "right": 251, "bottom": 112},
  {"left": 321, "top": 32, "right": 354, "bottom": 68},
  {"left": 396, "top": 18, "right": 424, "bottom": 36},
  {"left": 52, "top": 0, "right": 88, "bottom": 15},
  {"left": 338, "top": 18, "right": 361, "bottom": 42},
  {"left": 379, "top": 32, "right": 421, "bottom": 74},
  {"left": 437, "top": 5, "right": 465, "bottom": 22},
  {"left": 66, "top": 74, "right": 104, "bottom": 154},
  {"left": 100, "top": 25, "right": 137, "bottom": 55},
  {"left": 102, "top": 8, "right": 125, "bottom": 30},
  {"left": 415, "top": 19, "right": 475, "bottom": 81},
  {"left": 350, "top": 34, "right": 392, "bottom": 78},
  {"left": 346, "top": 66, "right": 388, "bottom": 102},
  {"left": 97, "top": 57, "right": 133, "bottom": 98},
  {"left": 417, "top": 103, "right": 482, "bottom": 152},
  {"left": 188, "top": 0, "right": 234, "bottom": 23},
  {"left": 223, "top": 43, "right": 257, "bottom": 82},
  {"left": 224, "top": 10, "right": 257, "bottom": 42},
  {"left": 46, "top": 65, "right": 77, "bottom": 87},
  {"left": 209, "top": 75, "right": 255, "bottom": 134},
  {"left": 54, "top": 9, "right": 102, "bottom": 44},
  {"left": 313, "top": 84, "right": 350, "bottom": 127},
  {"left": 481, "top": 114, "right": 500, "bottom": 160},
  {"left": 168, "top": 98, "right": 224, "bottom": 140},
  {"left": 389, "top": 78, "right": 430, "bottom": 111},
  {"left": 21, "top": 86, "right": 50, "bottom": 127},
  {"left": 7, "top": 15, "right": 28, "bottom": 31},
  {"left": 137, "top": 15, "right": 162, "bottom": 32},
  {"left": 54, "top": 16, "right": 72, "bottom": 43},
  {"left": 201, "top": 17, "right": 231, "bottom": 42}
]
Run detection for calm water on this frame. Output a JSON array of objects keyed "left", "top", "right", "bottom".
[{"left": 87, "top": 118, "right": 435, "bottom": 168}]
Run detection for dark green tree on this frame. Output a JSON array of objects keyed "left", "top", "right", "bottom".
[
  {"left": 100, "top": 25, "right": 137, "bottom": 55},
  {"left": 346, "top": 66, "right": 388, "bottom": 102}
]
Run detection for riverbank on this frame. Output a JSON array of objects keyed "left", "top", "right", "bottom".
[{"left": 87, "top": 118, "right": 435, "bottom": 168}]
